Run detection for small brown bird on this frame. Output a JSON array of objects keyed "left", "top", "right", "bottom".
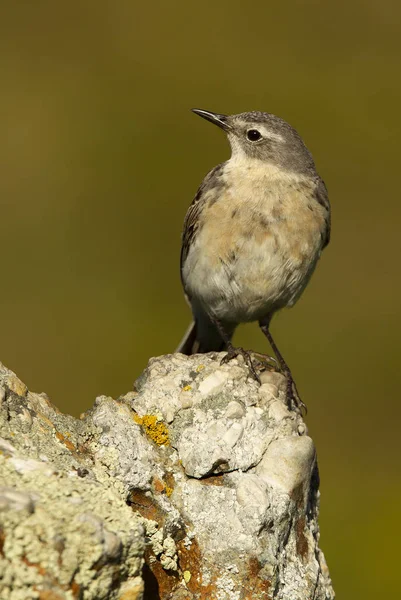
[{"left": 177, "top": 109, "right": 330, "bottom": 410}]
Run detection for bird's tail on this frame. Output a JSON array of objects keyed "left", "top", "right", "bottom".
[{"left": 176, "top": 319, "right": 234, "bottom": 355}]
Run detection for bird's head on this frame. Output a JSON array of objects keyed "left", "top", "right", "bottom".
[{"left": 192, "top": 108, "right": 316, "bottom": 175}]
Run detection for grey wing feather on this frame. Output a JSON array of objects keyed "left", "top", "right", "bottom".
[
  {"left": 180, "top": 196, "right": 203, "bottom": 273},
  {"left": 314, "top": 177, "right": 331, "bottom": 248},
  {"left": 180, "top": 162, "right": 226, "bottom": 285}
]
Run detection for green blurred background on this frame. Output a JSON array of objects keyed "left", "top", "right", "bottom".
[{"left": 1, "top": 0, "right": 400, "bottom": 596}]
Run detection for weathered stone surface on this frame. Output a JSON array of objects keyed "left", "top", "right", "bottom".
[
  {"left": 0, "top": 369, "right": 145, "bottom": 600},
  {"left": 0, "top": 354, "right": 334, "bottom": 599}
]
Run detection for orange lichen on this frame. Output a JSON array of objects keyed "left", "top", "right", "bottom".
[
  {"left": 199, "top": 474, "right": 225, "bottom": 487},
  {"left": 55, "top": 431, "right": 76, "bottom": 452},
  {"left": 295, "top": 516, "right": 309, "bottom": 559},
  {"left": 243, "top": 557, "right": 272, "bottom": 599},
  {"left": 38, "top": 591, "right": 65, "bottom": 600},
  {"left": 153, "top": 478, "right": 165, "bottom": 493},
  {"left": 176, "top": 536, "right": 203, "bottom": 595},
  {"left": 133, "top": 414, "right": 169, "bottom": 446},
  {"left": 163, "top": 471, "right": 175, "bottom": 497},
  {"left": 153, "top": 477, "right": 174, "bottom": 498}
]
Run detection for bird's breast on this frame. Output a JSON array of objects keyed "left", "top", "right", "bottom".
[{"left": 183, "top": 173, "right": 327, "bottom": 321}]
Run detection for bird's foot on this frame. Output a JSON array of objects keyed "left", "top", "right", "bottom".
[
  {"left": 221, "top": 346, "right": 261, "bottom": 384},
  {"left": 285, "top": 373, "right": 307, "bottom": 415}
]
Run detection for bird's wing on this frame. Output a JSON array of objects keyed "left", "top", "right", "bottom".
[
  {"left": 180, "top": 162, "right": 226, "bottom": 286},
  {"left": 314, "top": 177, "right": 331, "bottom": 248}
]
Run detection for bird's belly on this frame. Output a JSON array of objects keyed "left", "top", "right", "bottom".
[{"left": 183, "top": 214, "right": 322, "bottom": 323}]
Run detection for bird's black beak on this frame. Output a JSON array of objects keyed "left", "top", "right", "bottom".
[{"left": 191, "top": 108, "right": 231, "bottom": 132}]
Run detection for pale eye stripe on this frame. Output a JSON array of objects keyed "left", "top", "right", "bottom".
[{"left": 261, "top": 130, "right": 284, "bottom": 143}]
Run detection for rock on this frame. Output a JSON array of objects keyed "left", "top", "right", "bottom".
[{"left": 0, "top": 354, "right": 334, "bottom": 599}]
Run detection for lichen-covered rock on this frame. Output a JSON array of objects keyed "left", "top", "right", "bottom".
[
  {"left": 0, "top": 354, "right": 334, "bottom": 600},
  {"left": 0, "top": 366, "right": 145, "bottom": 600}
]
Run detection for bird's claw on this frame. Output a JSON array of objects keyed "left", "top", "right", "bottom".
[
  {"left": 251, "top": 351, "right": 279, "bottom": 371},
  {"left": 221, "top": 346, "right": 261, "bottom": 384},
  {"left": 220, "top": 346, "right": 306, "bottom": 415}
]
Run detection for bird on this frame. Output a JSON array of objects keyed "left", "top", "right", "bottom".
[{"left": 177, "top": 109, "right": 330, "bottom": 410}]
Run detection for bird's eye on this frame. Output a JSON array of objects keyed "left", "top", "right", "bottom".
[{"left": 247, "top": 129, "right": 262, "bottom": 142}]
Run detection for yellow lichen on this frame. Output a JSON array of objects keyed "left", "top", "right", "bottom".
[
  {"left": 134, "top": 413, "right": 169, "bottom": 446},
  {"left": 165, "top": 486, "right": 173, "bottom": 497},
  {"left": 183, "top": 570, "right": 191, "bottom": 583},
  {"left": 182, "top": 385, "right": 192, "bottom": 392},
  {"left": 196, "top": 364, "right": 205, "bottom": 372},
  {"left": 133, "top": 414, "right": 143, "bottom": 425}
]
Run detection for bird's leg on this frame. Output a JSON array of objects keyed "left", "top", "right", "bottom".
[
  {"left": 209, "top": 314, "right": 261, "bottom": 383},
  {"left": 259, "top": 319, "right": 306, "bottom": 414}
]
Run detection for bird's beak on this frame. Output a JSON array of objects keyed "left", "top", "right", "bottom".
[{"left": 191, "top": 108, "right": 231, "bottom": 132}]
